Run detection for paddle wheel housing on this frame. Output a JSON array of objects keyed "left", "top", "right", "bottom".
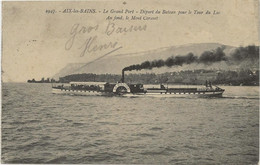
[{"left": 113, "top": 83, "right": 131, "bottom": 94}]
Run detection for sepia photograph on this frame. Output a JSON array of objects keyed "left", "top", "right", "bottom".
[{"left": 1, "top": 0, "right": 259, "bottom": 164}]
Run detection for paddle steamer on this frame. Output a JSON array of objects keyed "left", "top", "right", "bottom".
[{"left": 52, "top": 71, "right": 224, "bottom": 97}]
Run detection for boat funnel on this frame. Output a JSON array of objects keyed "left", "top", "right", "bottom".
[{"left": 122, "top": 70, "right": 125, "bottom": 83}]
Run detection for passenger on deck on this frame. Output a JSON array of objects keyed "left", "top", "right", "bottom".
[
  {"left": 205, "top": 80, "right": 208, "bottom": 87},
  {"left": 209, "top": 81, "right": 212, "bottom": 88},
  {"left": 160, "top": 84, "right": 166, "bottom": 89}
]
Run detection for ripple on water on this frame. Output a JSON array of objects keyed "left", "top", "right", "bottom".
[{"left": 1, "top": 83, "right": 259, "bottom": 164}]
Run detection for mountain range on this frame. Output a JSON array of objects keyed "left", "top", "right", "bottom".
[{"left": 53, "top": 43, "right": 237, "bottom": 79}]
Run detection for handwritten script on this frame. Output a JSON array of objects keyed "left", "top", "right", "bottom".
[{"left": 65, "top": 22, "right": 147, "bottom": 57}]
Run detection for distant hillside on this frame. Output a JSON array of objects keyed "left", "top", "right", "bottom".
[
  {"left": 58, "top": 69, "right": 259, "bottom": 86},
  {"left": 53, "top": 43, "right": 236, "bottom": 79}
]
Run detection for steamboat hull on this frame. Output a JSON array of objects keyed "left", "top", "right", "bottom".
[
  {"left": 52, "top": 88, "right": 113, "bottom": 96},
  {"left": 52, "top": 82, "right": 224, "bottom": 98},
  {"left": 122, "top": 91, "right": 224, "bottom": 98}
]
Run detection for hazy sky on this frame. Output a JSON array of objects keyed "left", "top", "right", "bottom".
[{"left": 2, "top": 0, "right": 259, "bottom": 82}]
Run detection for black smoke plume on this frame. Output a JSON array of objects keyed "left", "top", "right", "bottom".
[
  {"left": 123, "top": 47, "right": 228, "bottom": 71},
  {"left": 230, "top": 45, "right": 259, "bottom": 62}
]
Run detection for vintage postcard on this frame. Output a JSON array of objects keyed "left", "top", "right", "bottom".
[{"left": 1, "top": 0, "right": 259, "bottom": 164}]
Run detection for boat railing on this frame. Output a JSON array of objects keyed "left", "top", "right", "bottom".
[{"left": 53, "top": 83, "right": 105, "bottom": 91}]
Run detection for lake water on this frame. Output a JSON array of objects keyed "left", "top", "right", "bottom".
[{"left": 1, "top": 83, "right": 259, "bottom": 164}]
